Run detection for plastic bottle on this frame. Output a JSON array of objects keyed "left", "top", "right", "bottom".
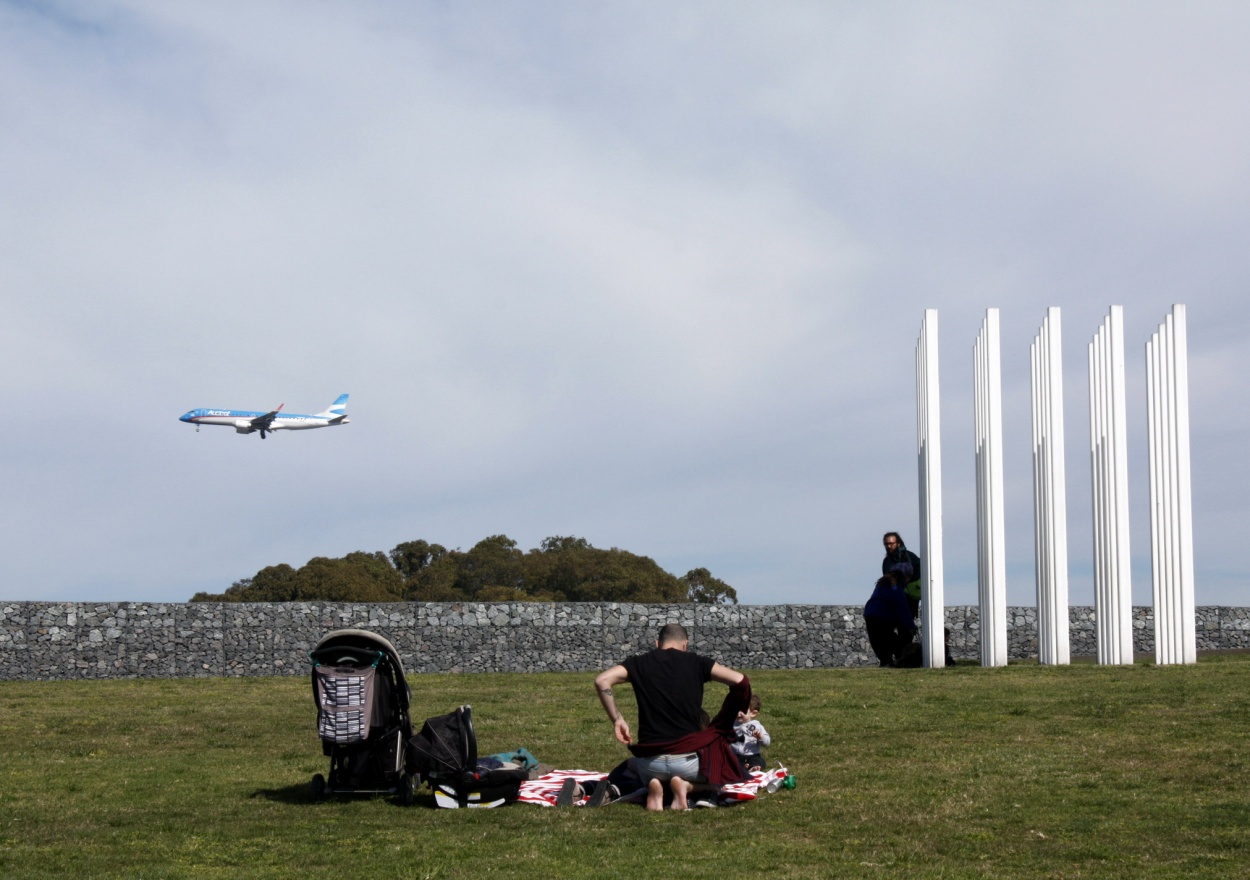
[{"left": 764, "top": 762, "right": 788, "bottom": 793}]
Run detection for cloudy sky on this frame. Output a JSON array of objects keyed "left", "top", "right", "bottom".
[{"left": 3, "top": 1, "right": 1248, "bottom": 609}]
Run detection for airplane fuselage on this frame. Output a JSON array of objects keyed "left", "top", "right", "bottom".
[{"left": 180, "top": 410, "right": 350, "bottom": 432}]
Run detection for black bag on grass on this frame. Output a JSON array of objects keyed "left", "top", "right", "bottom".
[{"left": 409, "top": 705, "right": 527, "bottom": 808}]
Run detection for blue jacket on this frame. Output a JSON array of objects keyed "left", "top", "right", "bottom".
[{"left": 864, "top": 578, "right": 917, "bottom": 630}]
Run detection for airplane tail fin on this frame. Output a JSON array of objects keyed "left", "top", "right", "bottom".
[{"left": 317, "top": 394, "right": 349, "bottom": 418}]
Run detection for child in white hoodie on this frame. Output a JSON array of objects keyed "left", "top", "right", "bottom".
[{"left": 732, "top": 694, "right": 771, "bottom": 771}]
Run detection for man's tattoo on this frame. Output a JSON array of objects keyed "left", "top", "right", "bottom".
[{"left": 598, "top": 687, "right": 613, "bottom": 697}]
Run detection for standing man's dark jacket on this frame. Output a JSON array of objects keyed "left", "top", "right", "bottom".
[
  {"left": 883, "top": 540, "right": 923, "bottom": 613},
  {"left": 882, "top": 543, "right": 922, "bottom": 583}
]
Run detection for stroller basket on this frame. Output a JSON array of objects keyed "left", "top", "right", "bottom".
[{"left": 314, "top": 657, "right": 381, "bottom": 744}]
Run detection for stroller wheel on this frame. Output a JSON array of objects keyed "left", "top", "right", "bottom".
[
  {"left": 399, "top": 774, "right": 415, "bottom": 807},
  {"left": 311, "top": 773, "right": 327, "bottom": 801}
]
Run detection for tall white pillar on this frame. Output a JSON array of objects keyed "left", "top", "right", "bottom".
[
  {"left": 1030, "top": 308, "right": 1070, "bottom": 665},
  {"left": 915, "top": 309, "right": 946, "bottom": 668},
  {"left": 1088, "top": 307, "right": 1135, "bottom": 665},
  {"left": 1146, "top": 305, "right": 1197, "bottom": 664},
  {"left": 974, "top": 309, "right": 1008, "bottom": 667}
]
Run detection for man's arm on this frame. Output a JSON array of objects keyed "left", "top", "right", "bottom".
[
  {"left": 594, "top": 665, "right": 632, "bottom": 745},
  {"left": 710, "top": 662, "right": 744, "bottom": 686}
]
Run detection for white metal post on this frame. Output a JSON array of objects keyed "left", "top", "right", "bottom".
[
  {"left": 916, "top": 309, "right": 946, "bottom": 668},
  {"left": 1088, "top": 307, "right": 1134, "bottom": 665},
  {"left": 1030, "top": 308, "right": 1070, "bottom": 665},
  {"left": 1146, "top": 305, "right": 1197, "bottom": 664},
  {"left": 974, "top": 309, "right": 1008, "bottom": 666}
]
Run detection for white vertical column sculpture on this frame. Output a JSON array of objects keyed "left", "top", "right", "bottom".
[
  {"left": 1030, "top": 308, "right": 1070, "bottom": 665},
  {"left": 1088, "top": 307, "right": 1135, "bottom": 665},
  {"left": 915, "top": 309, "right": 946, "bottom": 668},
  {"left": 1146, "top": 305, "right": 1197, "bottom": 665},
  {"left": 974, "top": 309, "right": 1008, "bottom": 667}
]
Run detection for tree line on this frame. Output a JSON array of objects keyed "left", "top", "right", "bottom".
[{"left": 189, "top": 535, "right": 738, "bottom": 605}]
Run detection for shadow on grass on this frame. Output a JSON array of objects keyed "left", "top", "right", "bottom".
[
  {"left": 249, "top": 784, "right": 435, "bottom": 809},
  {"left": 250, "top": 783, "right": 318, "bottom": 804}
]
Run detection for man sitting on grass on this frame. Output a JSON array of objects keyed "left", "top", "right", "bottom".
[{"left": 594, "top": 623, "right": 750, "bottom": 811}]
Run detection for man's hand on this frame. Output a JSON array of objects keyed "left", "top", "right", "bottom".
[{"left": 613, "top": 716, "right": 632, "bottom": 745}]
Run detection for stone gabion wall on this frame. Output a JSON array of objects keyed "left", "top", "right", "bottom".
[{"left": 1, "top": 601, "right": 1247, "bottom": 681}]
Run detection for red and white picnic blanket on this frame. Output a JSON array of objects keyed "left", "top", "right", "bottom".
[
  {"left": 517, "top": 769, "right": 608, "bottom": 807},
  {"left": 518, "top": 768, "right": 769, "bottom": 807}
]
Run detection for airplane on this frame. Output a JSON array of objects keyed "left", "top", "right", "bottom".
[{"left": 179, "top": 394, "right": 350, "bottom": 439}]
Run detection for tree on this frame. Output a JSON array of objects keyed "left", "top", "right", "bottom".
[
  {"left": 454, "top": 535, "right": 526, "bottom": 598},
  {"left": 191, "top": 563, "right": 300, "bottom": 602},
  {"left": 527, "top": 537, "right": 687, "bottom": 602},
  {"left": 539, "top": 536, "right": 591, "bottom": 554},
  {"left": 190, "top": 554, "right": 402, "bottom": 603},
  {"left": 192, "top": 535, "right": 737, "bottom": 604},
  {"left": 249, "top": 563, "right": 300, "bottom": 600},
  {"left": 681, "top": 567, "right": 739, "bottom": 605},
  {"left": 389, "top": 540, "right": 447, "bottom": 580},
  {"left": 293, "top": 552, "right": 404, "bottom": 602},
  {"left": 402, "top": 551, "right": 465, "bottom": 601}
]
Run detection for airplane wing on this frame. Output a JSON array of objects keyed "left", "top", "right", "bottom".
[{"left": 250, "top": 404, "right": 283, "bottom": 437}]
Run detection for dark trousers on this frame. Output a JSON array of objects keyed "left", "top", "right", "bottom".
[
  {"left": 864, "top": 615, "right": 912, "bottom": 666},
  {"left": 740, "top": 753, "right": 765, "bottom": 771}
]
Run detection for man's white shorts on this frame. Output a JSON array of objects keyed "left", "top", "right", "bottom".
[{"left": 636, "top": 752, "right": 701, "bottom": 782}]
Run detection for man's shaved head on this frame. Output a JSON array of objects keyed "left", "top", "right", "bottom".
[{"left": 658, "top": 623, "right": 688, "bottom": 647}]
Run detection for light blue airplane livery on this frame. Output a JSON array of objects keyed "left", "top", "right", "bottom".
[{"left": 180, "top": 394, "right": 350, "bottom": 439}]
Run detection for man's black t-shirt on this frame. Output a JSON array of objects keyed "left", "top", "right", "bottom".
[{"left": 621, "top": 648, "right": 715, "bottom": 744}]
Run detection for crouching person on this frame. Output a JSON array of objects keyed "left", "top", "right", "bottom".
[
  {"left": 594, "top": 623, "right": 750, "bottom": 811},
  {"left": 864, "top": 563, "right": 919, "bottom": 667}
]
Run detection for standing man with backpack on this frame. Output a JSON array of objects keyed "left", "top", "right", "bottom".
[
  {"left": 881, "top": 531, "right": 954, "bottom": 665},
  {"left": 882, "top": 532, "right": 923, "bottom": 618}
]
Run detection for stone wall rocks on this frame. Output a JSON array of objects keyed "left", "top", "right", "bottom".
[{"left": 0, "top": 602, "right": 1245, "bottom": 680}]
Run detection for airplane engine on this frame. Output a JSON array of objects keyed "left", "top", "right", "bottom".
[{"left": 234, "top": 420, "right": 255, "bottom": 434}]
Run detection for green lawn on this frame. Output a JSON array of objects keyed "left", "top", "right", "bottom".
[{"left": 1, "top": 657, "right": 1248, "bottom": 879}]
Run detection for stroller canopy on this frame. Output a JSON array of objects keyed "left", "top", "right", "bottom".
[
  {"left": 410, "top": 705, "right": 477, "bottom": 778},
  {"left": 312, "top": 629, "right": 411, "bottom": 704}
]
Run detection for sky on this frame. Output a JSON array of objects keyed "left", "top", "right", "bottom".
[{"left": 2, "top": 1, "right": 1248, "bottom": 609}]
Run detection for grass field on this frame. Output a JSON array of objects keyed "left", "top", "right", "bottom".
[{"left": 1, "top": 656, "right": 1248, "bottom": 879}]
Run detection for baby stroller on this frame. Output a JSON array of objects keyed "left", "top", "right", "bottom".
[
  {"left": 409, "top": 705, "right": 528, "bottom": 808},
  {"left": 310, "top": 629, "right": 415, "bottom": 805}
]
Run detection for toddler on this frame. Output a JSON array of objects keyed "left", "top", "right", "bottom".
[{"left": 732, "top": 694, "right": 771, "bottom": 771}]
